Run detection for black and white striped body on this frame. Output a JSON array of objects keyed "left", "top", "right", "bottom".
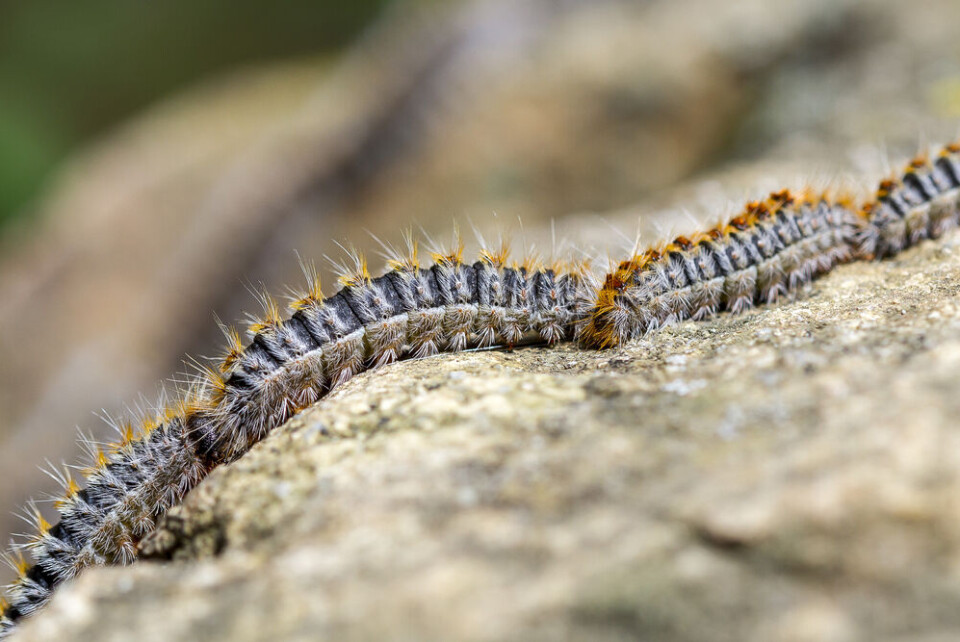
[
  {"left": 582, "top": 196, "right": 860, "bottom": 348},
  {"left": 858, "top": 146, "right": 960, "bottom": 259},
  {"left": 1, "top": 257, "right": 595, "bottom": 638}
]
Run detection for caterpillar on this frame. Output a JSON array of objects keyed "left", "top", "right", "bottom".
[
  {"left": 579, "top": 143, "right": 960, "bottom": 349},
  {"left": 579, "top": 191, "right": 859, "bottom": 348},
  {"left": 0, "top": 236, "right": 598, "bottom": 638},
  {"left": 2, "top": 139, "right": 960, "bottom": 638}
]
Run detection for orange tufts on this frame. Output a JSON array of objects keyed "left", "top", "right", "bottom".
[
  {"left": 249, "top": 292, "right": 283, "bottom": 334},
  {"left": 218, "top": 324, "right": 245, "bottom": 373},
  {"left": 746, "top": 200, "right": 771, "bottom": 221},
  {"left": 120, "top": 421, "right": 135, "bottom": 446},
  {"left": 726, "top": 215, "right": 751, "bottom": 233},
  {"left": 798, "top": 187, "right": 821, "bottom": 206},
  {"left": 180, "top": 399, "right": 206, "bottom": 420},
  {"left": 689, "top": 229, "right": 714, "bottom": 246},
  {"left": 579, "top": 286, "right": 623, "bottom": 350},
  {"left": 519, "top": 251, "right": 543, "bottom": 273},
  {"left": 55, "top": 475, "right": 82, "bottom": 510},
  {"left": 832, "top": 191, "right": 856, "bottom": 209},
  {"left": 906, "top": 153, "right": 929, "bottom": 172},
  {"left": 173, "top": 395, "right": 201, "bottom": 422},
  {"left": 769, "top": 189, "right": 795, "bottom": 207},
  {"left": 196, "top": 364, "right": 227, "bottom": 405},
  {"left": 11, "top": 550, "right": 29, "bottom": 577},
  {"left": 31, "top": 505, "right": 51, "bottom": 535},
  {"left": 876, "top": 177, "right": 898, "bottom": 199},
  {"left": 431, "top": 235, "right": 465, "bottom": 268},
  {"left": 162, "top": 402, "right": 184, "bottom": 425},
  {"left": 667, "top": 235, "right": 693, "bottom": 252},
  {"left": 387, "top": 230, "right": 421, "bottom": 272},
  {"left": 478, "top": 240, "right": 509, "bottom": 268},
  {"left": 109, "top": 421, "right": 136, "bottom": 453},
  {"left": 303, "top": 261, "right": 324, "bottom": 301},
  {"left": 140, "top": 414, "right": 159, "bottom": 435},
  {"left": 594, "top": 327, "right": 620, "bottom": 349},
  {"left": 616, "top": 257, "right": 639, "bottom": 274},
  {"left": 292, "top": 265, "right": 324, "bottom": 311},
  {"left": 603, "top": 273, "right": 625, "bottom": 292},
  {"left": 337, "top": 254, "right": 372, "bottom": 288},
  {"left": 264, "top": 293, "right": 283, "bottom": 324},
  {"left": 941, "top": 141, "right": 960, "bottom": 156},
  {"left": 77, "top": 444, "right": 111, "bottom": 474}
]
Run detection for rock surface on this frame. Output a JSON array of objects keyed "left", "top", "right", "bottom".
[{"left": 15, "top": 229, "right": 960, "bottom": 641}]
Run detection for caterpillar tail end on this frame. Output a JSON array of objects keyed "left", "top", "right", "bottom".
[{"left": 577, "top": 275, "right": 629, "bottom": 350}]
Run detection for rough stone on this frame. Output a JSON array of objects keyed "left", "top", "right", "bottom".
[{"left": 15, "top": 229, "right": 960, "bottom": 641}]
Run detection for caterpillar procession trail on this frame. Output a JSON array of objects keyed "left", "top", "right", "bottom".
[{"left": 4, "top": 138, "right": 960, "bottom": 638}]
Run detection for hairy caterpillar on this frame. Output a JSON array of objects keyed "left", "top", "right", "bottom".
[
  {"left": 0, "top": 237, "right": 597, "bottom": 638},
  {"left": 579, "top": 142, "right": 960, "bottom": 349},
  {"left": 579, "top": 191, "right": 862, "bottom": 348},
  {"left": 3, "top": 139, "right": 960, "bottom": 638}
]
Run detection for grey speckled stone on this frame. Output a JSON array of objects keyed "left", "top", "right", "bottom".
[{"left": 15, "top": 230, "right": 960, "bottom": 642}]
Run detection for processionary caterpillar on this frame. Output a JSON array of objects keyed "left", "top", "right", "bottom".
[{"left": 2, "top": 140, "right": 960, "bottom": 638}]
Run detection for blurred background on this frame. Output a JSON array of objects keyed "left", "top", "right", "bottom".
[{"left": 2, "top": 0, "right": 960, "bottom": 573}]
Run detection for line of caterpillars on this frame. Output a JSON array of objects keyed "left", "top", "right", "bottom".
[{"left": 2, "top": 140, "right": 960, "bottom": 638}]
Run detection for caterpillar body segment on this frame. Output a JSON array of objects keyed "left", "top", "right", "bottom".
[
  {"left": 580, "top": 139, "right": 960, "bottom": 351},
  {"left": 191, "top": 256, "right": 598, "bottom": 466},
  {"left": 1, "top": 415, "right": 205, "bottom": 631},
  {"left": 578, "top": 191, "right": 862, "bottom": 349},
  {"left": 858, "top": 142, "right": 960, "bottom": 259}
]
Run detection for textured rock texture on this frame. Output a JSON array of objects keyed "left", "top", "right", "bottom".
[{"left": 15, "top": 230, "right": 960, "bottom": 641}]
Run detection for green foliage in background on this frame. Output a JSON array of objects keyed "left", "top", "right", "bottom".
[{"left": 0, "top": 0, "right": 389, "bottom": 226}]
